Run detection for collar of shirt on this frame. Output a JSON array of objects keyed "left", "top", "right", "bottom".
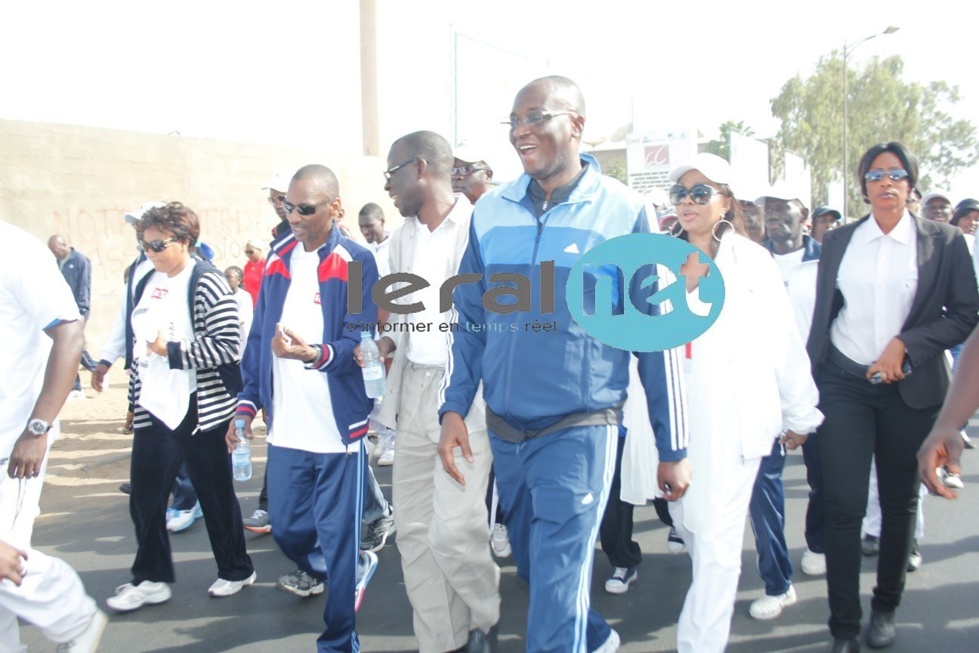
[
  {"left": 527, "top": 161, "right": 588, "bottom": 217},
  {"left": 859, "top": 210, "right": 914, "bottom": 246},
  {"left": 409, "top": 194, "right": 470, "bottom": 233}
]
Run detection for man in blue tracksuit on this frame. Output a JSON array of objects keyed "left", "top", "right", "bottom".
[
  {"left": 228, "top": 164, "right": 379, "bottom": 653},
  {"left": 747, "top": 188, "right": 823, "bottom": 620},
  {"left": 438, "top": 76, "right": 690, "bottom": 653}
]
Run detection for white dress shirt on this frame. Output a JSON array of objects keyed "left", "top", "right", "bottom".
[{"left": 830, "top": 212, "right": 918, "bottom": 365}]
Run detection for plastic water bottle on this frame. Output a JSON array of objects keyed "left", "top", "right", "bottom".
[
  {"left": 360, "top": 331, "right": 387, "bottom": 398},
  {"left": 232, "top": 418, "right": 252, "bottom": 482}
]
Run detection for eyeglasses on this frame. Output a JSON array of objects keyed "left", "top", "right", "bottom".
[
  {"left": 669, "top": 183, "right": 720, "bottom": 206},
  {"left": 267, "top": 194, "right": 286, "bottom": 205},
  {"left": 383, "top": 158, "right": 420, "bottom": 181},
  {"left": 502, "top": 110, "right": 577, "bottom": 130},
  {"left": 143, "top": 237, "right": 176, "bottom": 253},
  {"left": 452, "top": 165, "right": 490, "bottom": 176},
  {"left": 282, "top": 199, "right": 329, "bottom": 216},
  {"left": 864, "top": 168, "right": 909, "bottom": 183}
]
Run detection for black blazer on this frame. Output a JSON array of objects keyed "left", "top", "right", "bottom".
[{"left": 807, "top": 214, "right": 979, "bottom": 409}]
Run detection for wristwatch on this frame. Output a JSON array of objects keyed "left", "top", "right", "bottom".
[{"left": 27, "top": 419, "right": 52, "bottom": 436}]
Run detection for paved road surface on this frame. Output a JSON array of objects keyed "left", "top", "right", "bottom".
[{"left": 20, "top": 414, "right": 979, "bottom": 652}]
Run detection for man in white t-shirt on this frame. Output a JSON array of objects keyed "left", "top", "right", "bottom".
[
  {"left": 230, "top": 164, "right": 382, "bottom": 650},
  {"left": 0, "top": 221, "right": 106, "bottom": 652},
  {"left": 746, "top": 185, "right": 824, "bottom": 620},
  {"left": 367, "top": 131, "right": 500, "bottom": 653}
]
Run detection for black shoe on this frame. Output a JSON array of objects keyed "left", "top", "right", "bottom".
[
  {"left": 831, "top": 636, "right": 860, "bottom": 652},
  {"left": 119, "top": 482, "right": 132, "bottom": 495},
  {"left": 466, "top": 626, "right": 498, "bottom": 653},
  {"left": 861, "top": 534, "right": 879, "bottom": 557},
  {"left": 866, "top": 609, "right": 896, "bottom": 648}
]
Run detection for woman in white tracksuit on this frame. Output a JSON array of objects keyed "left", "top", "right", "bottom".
[{"left": 665, "top": 153, "right": 824, "bottom": 653}]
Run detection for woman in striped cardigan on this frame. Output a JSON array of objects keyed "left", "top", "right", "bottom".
[{"left": 108, "top": 202, "right": 255, "bottom": 613}]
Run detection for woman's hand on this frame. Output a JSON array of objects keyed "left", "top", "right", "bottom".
[
  {"left": 867, "top": 337, "right": 907, "bottom": 384},
  {"left": 147, "top": 331, "right": 168, "bottom": 357}
]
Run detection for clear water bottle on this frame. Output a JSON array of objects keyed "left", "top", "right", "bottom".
[
  {"left": 360, "top": 331, "right": 387, "bottom": 398},
  {"left": 232, "top": 418, "right": 252, "bottom": 482}
]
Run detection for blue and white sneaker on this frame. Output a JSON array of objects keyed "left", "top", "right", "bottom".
[
  {"left": 167, "top": 502, "right": 203, "bottom": 533},
  {"left": 354, "top": 550, "right": 378, "bottom": 612},
  {"left": 604, "top": 566, "right": 638, "bottom": 594}
]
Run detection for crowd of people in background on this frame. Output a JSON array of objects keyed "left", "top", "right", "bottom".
[{"left": 2, "top": 74, "right": 978, "bottom": 653}]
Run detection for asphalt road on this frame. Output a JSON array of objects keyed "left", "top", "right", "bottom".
[{"left": 21, "top": 426, "right": 979, "bottom": 652}]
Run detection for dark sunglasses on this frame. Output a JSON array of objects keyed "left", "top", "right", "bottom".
[
  {"left": 383, "top": 158, "right": 420, "bottom": 181},
  {"left": 452, "top": 165, "right": 489, "bottom": 176},
  {"left": 669, "top": 183, "right": 720, "bottom": 206},
  {"left": 282, "top": 199, "right": 329, "bottom": 216},
  {"left": 143, "top": 237, "right": 176, "bottom": 253},
  {"left": 502, "top": 110, "right": 576, "bottom": 130},
  {"left": 864, "top": 168, "right": 909, "bottom": 183},
  {"left": 267, "top": 194, "right": 286, "bottom": 205}
]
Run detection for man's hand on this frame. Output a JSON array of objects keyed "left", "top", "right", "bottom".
[
  {"left": 918, "top": 425, "right": 964, "bottom": 500},
  {"left": 8, "top": 432, "right": 48, "bottom": 479},
  {"left": 658, "top": 458, "right": 692, "bottom": 502},
  {"left": 867, "top": 337, "right": 907, "bottom": 384},
  {"left": 225, "top": 415, "right": 255, "bottom": 454},
  {"left": 780, "top": 430, "right": 808, "bottom": 451},
  {"left": 353, "top": 337, "right": 394, "bottom": 367},
  {"left": 438, "top": 411, "right": 472, "bottom": 486},
  {"left": 0, "top": 540, "right": 28, "bottom": 586},
  {"left": 272, "top": 323, "right": 316, "bottom": 362},
  {"left": 91, "top": 362, "right": 110, "bottom": 392}
]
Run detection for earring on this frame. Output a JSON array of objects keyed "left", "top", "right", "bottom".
[{"left": 711, "top": 219, "right": 735, "bottom": 243}]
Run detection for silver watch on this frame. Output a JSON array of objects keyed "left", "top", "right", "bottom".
[{"left": 27, "top": 419, "right": 51, "bottom": 436}]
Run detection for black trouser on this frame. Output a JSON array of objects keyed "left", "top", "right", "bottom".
[
  {"left": 599, "top": 436, "right": 642, "bottom": 569},
  {"left": 130, "top": 395, "right": 254, "bottom": 584},
  {"left": 815, "top": 361, "right": 937, "bottom": 640},
  {"left": 802, "top": 435, "right": 825, "bottom": 554}
]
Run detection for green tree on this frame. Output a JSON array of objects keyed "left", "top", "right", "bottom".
[
  {"left": 705, "top": 120, "right": 756, "bottom": 161},
  {"left": 771, "top": 53, "right": 977, "bottom": 217}
]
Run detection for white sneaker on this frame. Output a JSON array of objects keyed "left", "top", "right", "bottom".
[
  {"left": 749, "top": 585, "right": 797, "bottom": 620},
  {"left": 801, "top": 549, "right": 826, "bottom": 576},
  {"left": 377, "top": 448, "right": 395, "bottom": 466},
  {"left": 208, "top": 570, "right": 257, "bottom": 597},
  {"left": 167, "top": 502, "right": 203, "bottom": 533},
  {"left": 941, "top": 466, "right": 965, "bottom": 489},
  {"left": 56, "top": 609, "right": 108, "bottom": 652},
  {"left": 67, "top": 389, "right": 85, "bottom": 401},
  {"left": 594, "top": 628, "right": 621, "bottom": 653},
  {"left": 490, "top": 523, "right": 512, "bottom": 558},
  {"left": 667, "top": 526, "right": 686, "bottom": 554},
  {"left": 107, "top": 580, "right": 171, "bottom": 612}
]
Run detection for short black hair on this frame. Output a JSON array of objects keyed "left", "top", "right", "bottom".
[
  {"left": 391, "top": 131, "right": 454, "bottom": 177},
  {"left": 358, "top": 202, "right": 385, "bottom": 223},
  {"left": 224, "top": 265, "right": 243, "bottom": 281},
  {"left": 857, "top": 142, "right": 919, "bottom": 201},
  {"left": 293, "top": 164, "right": 340, "bottom": 199}
]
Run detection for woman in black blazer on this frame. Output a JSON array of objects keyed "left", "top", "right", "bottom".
[{"left": 806, "top": 142, "right": 979, "bottom": 652}]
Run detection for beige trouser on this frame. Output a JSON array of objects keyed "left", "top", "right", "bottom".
[{"left": 393, "top": 362, "right": 500, "bottom": 653}]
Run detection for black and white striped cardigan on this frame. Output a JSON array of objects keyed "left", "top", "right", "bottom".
[{"left": 128, "top": 266, "right": 241, "bottom": 432}]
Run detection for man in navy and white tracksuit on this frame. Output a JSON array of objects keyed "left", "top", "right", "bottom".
[
  {"left": 229, "top": 165, "right": 379, "bottom": 653},
  {"left": 438, "top": 76, "right": 690, "bottom": 653}
]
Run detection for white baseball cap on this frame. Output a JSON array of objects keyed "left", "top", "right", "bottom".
[{"left": 668, "top": 153, "right": 733, "bottom": 186}]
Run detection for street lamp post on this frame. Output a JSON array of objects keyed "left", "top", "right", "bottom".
[{"left": 842, "top": 25, "right": 899, "bottom": 216}]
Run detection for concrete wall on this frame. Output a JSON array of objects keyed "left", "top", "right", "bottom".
[{"left": 0, "top": 118, "right": 400, "bottom": 354}]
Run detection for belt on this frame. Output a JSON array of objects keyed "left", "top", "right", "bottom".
[{"left": 827, "top": 344, "right": 871, "bottom": 380}]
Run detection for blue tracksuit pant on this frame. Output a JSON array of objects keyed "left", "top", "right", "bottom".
[
  {"left": 490, "top": 424, "right": 617, "bottom": 653},
  {"left": 268, "top": 442, "right": 365, "bottom": 653},
  {"left": 748, "top": 438, "right": 793, "bottom": 596}
]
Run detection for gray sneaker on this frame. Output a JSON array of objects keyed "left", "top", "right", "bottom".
[
  {"left": 361, "top": 508, "right": 396, "bottom": 552},
  {"left": 275, "top": 568, "right": 325, "bottom": 598},
  {"left": 243, "top": 509, "right": 271, "bottom": 534}
]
